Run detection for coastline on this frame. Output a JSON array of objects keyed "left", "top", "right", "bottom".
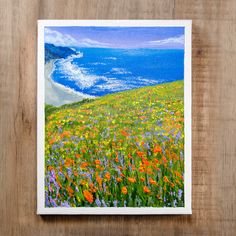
[{"left": 45, "top": 60, "right": 95, "bottom": 107}]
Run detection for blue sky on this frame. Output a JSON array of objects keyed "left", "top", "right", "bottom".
[{"left": 45, "top": 27, "right": 184, "bottom": 49}]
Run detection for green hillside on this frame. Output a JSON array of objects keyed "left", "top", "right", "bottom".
[{"left": 45, "top": 80, "right": 184, "bottom": 207}]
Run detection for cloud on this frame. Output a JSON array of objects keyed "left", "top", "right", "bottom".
[
  {"left": 45, "top": 28, "right": 78, "bottom": 46},
  {"left": 77, "top": 38, "right": 110, "bottom": 48},
  {"left": 45, "top": 28, "right": 110, "bottom": 48},
  {"left": 147, "top": 35, "right": 184, "bottom": 48}
]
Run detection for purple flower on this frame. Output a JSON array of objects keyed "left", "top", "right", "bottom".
[
  {"left": 50, "top": 170, "right": 56, "bottom": 178},
  {"left": 49, "top": 176, "right": 55, "bottom": 183},
  {"left": 84, "top": 172, "right": 92, "bottom": 181},
  {"left": 101, "top": 199, "right": 107, "bottom": 207},
  {"left": 113, "top": 200, "right": 118, "bottom": 207},
  {"left": 176, "top": 131, "right": 181, "bottom": 141},
  {"left": 45, "top": 192, "right": 50, "bottom": 207},
  {"left": 49, "top": 197, "right": 57, "bottom": 207},
  {"left": 58, "top": 127, "right": 62, "bottom": 133},
  {"left": 53, "top": 181, "right": 60, "bottom": 191},
  {"left": 58, "top": 171, "right": 64, "bottom": 178},
  {"left": 173, "top": 199, "right": 177, "bottom": 207},
  {"left": 128, "top": 165, "right": 132, "bottom": 172},
  {"left": 67, "top": 168, "right": 72, "bottom": 177},
  {"left": 144, "top": 142, "right": 151, "bottom": 150},
  {"left": 103, "top": 182, "right": 106, "bottom": 192},
  {"left": 178, "top": 189, "right": 183, "bottom": 199},
  {"left": 145, "top": 132, "right": 152, "bottom": 137},
  {"left": 95, "top": 198, "right": 102, "bottom": 207},
  {"left": 61, "top": 201, "right": 70, "bottom": 207},
  {"left": 135, "top": 142, "right": 140, "bottom": 148}
]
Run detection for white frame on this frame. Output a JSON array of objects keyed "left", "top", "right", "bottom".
[{"left": 37, "top": 20, "right": 192, "bottom": 215}]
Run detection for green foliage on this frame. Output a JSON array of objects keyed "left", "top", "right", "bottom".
[{"left": 45, "top": 99, "right": 93, "bottom": 122}]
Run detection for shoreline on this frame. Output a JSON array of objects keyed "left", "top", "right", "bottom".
[{"left": 45, "top": 60, "right": 95, "bottom": 107}]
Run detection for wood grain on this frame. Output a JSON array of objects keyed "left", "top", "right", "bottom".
[{"left": 0, "top": 0, "right": 236, "bottom": 235}]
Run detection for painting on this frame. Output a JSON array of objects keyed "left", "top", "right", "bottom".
[{"left": 37, "top": 20, "right": 192, "bottom": 214}]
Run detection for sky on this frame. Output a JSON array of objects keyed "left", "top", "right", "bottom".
[{"left": 45, "top": 26, "right": 185, "bottom": 49}]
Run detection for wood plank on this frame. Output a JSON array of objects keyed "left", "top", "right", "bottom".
[{"left": 0, "top": 0, "right": 235, "bottom": 235}]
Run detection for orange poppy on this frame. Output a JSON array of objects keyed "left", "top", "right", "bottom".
[
  {"left": 149, "top": 178, "right": 157, "bottom": 185},
  {"left": 83, "top": 190, "right": 93, "bottom": 203},
  {"left": 175, "top": 171, "right": 184, "bottom": 180},
  {"left": 116, "top": 177, "right": 122, "bottom": 183},
  {"left": 48, "top": 165, "right": 54, "bottom": 171},
  {"left": 80, "top": 180, "right": 87, "bottom": 186},
  {"left": 153, "top": 158, "right": 159, "bottom": 164},
  {"left": 128, "top": 177, "right": 136, "bottom": 183},
  {"left": 96, "top": 175, "right": 103, "bottom": 186},
  {"left": 128, "top": 153, "right": 132, "bottom": 159},
  {"left": 49, "top": 138, "right": 56, "bottom": 145},
  {"left": 140, "top": 177, "right": 145, "bottom": 182},
  {"left": 64, "top": 158, "right": 74, "bottom": 167},
  {"left": 80, "top": 162, "right": 89, "bottom": 168},
  {"left": 105, "top": 172, "right": 111, "bottom": 180},
  {"left": 120, "top": 172, "right": 125, "bottom": 177},
  {"left": 75, "top": 153, "right": 81, "bottom": 158},
  {"left": 143, "top": 186, "right": 151, "bottom": 193},
  {"left": 153, "top": 146, "right": 162, "bottom": 153},
  {"left": 146, "top": 168, "right": 153, "bottom": 175},
  {"left": 118, "top": 166, "right": 123, "bottom": 170},
  {"left": 121, "top": 130, "right": 129, "bottom": 137},
  {"left": 95, "top": 159, "right": 101, "bottom": 165},
  {"left": 136, "top": 151, "right": 144, "bottom": 157},
  {"left": 139, "top": 166, "right": 145, "bottom": 173},
  {"left": 60, "top": 131, "right": 70, "bottom": 138},
  {"left": 162, "top": 156, "right": 167, "bottom": 163},
  {"left": 142, "top": 158, "right": 150, "bottom": 166},
  {"left": 67, "top": 186, "right": 74, "bottom": 195},
  {"left": 163, "top": 176, "right": 169, "bottom": 183},
  {"left": 121, "top": 186, "right": 128, "bottom": 195}
]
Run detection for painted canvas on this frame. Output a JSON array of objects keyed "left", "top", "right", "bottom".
[{"left": 37, "top": 20, "right": 191, "bottom": 214}]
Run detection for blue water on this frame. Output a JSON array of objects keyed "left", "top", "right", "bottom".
[{"left": 51, "top": 48, "right": 184, "bottom": 97}]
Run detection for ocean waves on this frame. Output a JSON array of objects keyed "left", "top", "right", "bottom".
[
  {"left": 45, "top": 59, "right": 95, "bottom": 107},
  {"left": 56, "top": 53, "right": 101, "bottom": 89},
  {"left": 50, "top": 48, "right": 184, "bottom": 97}
]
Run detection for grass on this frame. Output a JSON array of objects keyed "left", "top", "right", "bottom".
[{"left": 45, "top": 80, "right": 184, "bottom": 208}]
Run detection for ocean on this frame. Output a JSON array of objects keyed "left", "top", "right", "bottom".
[{"left": 51, "top": 48, "right": 184, "bottom": 97}]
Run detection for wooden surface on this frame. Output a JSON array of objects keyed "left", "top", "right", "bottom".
[{"left": 0, "top": 0, "right": 236, "bottom": 235}]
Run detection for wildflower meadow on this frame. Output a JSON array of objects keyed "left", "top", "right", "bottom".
[{"left": 45, "top": 80, "right": 184, "bottom": 208}]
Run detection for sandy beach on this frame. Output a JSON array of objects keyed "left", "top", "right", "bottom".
[{"left": 45, "top": 60, "right": 95, "bottom": 107}]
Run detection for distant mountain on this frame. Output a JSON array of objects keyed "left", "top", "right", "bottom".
[{"left": 45, "top": 43, "right": 77, "bottom": 63}]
